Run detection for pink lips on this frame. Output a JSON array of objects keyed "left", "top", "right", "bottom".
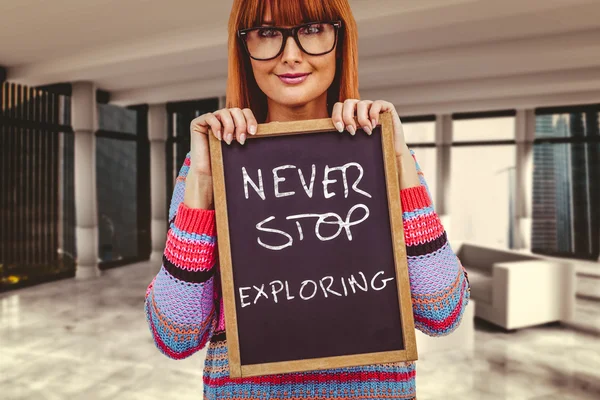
[{"left": 277, "top": 73, "right": 310, "bottom": 85}]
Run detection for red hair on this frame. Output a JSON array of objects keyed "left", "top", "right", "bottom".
[{"left": 226, "top": 0, "right": 360, "bottom": 122}]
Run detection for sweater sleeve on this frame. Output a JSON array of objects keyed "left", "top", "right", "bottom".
[
  {"left": 144, "top": 152, "right": 219, "bottom": 359},
  {"left": 400, "top": 148, "right": 470, "bottom": 336}
]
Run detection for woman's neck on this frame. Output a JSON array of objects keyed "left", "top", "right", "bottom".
[{"left": 265, "top": 94, "right": 329, "bottom": 123}]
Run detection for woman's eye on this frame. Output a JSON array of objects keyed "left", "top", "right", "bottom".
[
  {"left": 300, "top": 24, "right": 323, "bottom": 35},
  {"left": 258, "top": 29, "right": 280, "bottom": 38}
]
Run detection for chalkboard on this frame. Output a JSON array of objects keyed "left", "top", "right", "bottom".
[{"left": 209, "top": 111, "right": 417, "bottom": 378}]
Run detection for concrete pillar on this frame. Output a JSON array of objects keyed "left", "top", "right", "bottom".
[
  {"left": 72, "top": 82, "right": 100, "bottom": 279},
  {"left": 435, "top": 115, "right": 453, "bottom": 238},
  {"left": 148, "top": 104, "right": 168, "bottom": 266},
  {"left": 514, "top": 109, "right": 535, "bottom": 250}
]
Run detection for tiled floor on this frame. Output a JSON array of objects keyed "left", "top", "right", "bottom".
[{"left": 1, "top": 261, "right": 599, "bottom": 400}]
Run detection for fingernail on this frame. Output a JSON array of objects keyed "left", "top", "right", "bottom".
[
  {"left": 363, "top": 125, "right": 372, "bottom": 135},
  {"left": 216, "top": 130, "right": 222, "bottom": 140},
  {"left": 335, "top": 122, "right": 344, "bottom": 132},
  {"left": 248, "top": 125, "right": 256, "bottom": 135},
  {"left": 346, "top": 125, "right": 356, "bottom": 135},
  {"left": 225, "top": 134, "right": 232, "bottom": 145},
  {"left": 371, "top": 119, "right": 377, "bottom": 128},
  {"left": 239, "top": 134, "right": 246, "bottom": 145}
]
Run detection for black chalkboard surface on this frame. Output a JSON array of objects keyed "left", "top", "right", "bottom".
[{"left": 209, "top": 112, "right": 417, "bottom": 378}]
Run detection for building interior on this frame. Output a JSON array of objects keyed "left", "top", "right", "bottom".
[{"left": 1, "top": 1, "right": 599, "bottom": 399}]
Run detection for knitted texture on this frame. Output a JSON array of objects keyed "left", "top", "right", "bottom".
[
  {"left": 203, "top": 339, "right": 416, "bottom": 399},
  {"left": 145, "top": 150, "right": 470, "bottom": 399}
]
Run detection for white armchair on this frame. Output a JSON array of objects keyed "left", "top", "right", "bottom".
[{"left": 452, "top": 241, "right": 576, "bottom": 330}]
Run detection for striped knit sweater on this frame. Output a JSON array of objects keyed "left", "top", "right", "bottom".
[{"left": 145, "top": 148, "right": 470, "bottom": 400}]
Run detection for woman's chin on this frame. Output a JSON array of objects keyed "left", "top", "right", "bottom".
[{"left": 273, "top": 93, "right": 318, "bottom": 108}]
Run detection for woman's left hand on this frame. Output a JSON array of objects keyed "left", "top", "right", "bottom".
[{"left": 331, "top": 99, "right": 409, "bottom": 158}]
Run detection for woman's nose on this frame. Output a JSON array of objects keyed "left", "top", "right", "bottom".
[{"left": 281, "top": 36, "right": 303, "bottom": 63}]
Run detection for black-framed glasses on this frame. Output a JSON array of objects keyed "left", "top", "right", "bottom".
[{"left": 238, "top": 21, "right": 342, "bottom": 61}]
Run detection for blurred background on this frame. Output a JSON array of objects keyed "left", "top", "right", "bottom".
[{"left": 0, "top": 0, "right": 599, "bottom": 399}]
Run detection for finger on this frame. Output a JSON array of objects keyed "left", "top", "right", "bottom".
[
  {"left": 331, "top": 102, "right": 344, "bottom": 132},
  {"left": 190, "top": 116, "right": 209, "bottom": 135},
  {"left": 203, "top": 112, "right": 222, "bottom": 140},
  {"left": 356, "top": 100, "right": 374, "bottom": 135},
  {"left": 369, "top": 100, "right": 386, "bottom": 129},
  {"left": 215, "top": 109, "right": 235, "bottom": 145},
  {"left": 242, "top": 108, "right": 258, "bottom": 136},
  {"left": 342, "top": 99, "right": 360, "bottom": 135},
  {"left": 230, "top": 108, "right": 247, "bottom": 145}
]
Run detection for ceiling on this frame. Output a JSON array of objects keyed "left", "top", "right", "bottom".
[{"left": 2, "top": 0, "right": 600, "bottom": 114}]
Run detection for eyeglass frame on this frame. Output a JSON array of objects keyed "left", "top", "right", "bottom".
[{"left": 237, "top": 20, "right": 343, "bottom": 61}]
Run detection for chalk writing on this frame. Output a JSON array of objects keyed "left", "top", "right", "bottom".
[
  {"left": 256, "top": 204, "right": 370, "bottom": 250},
  {"left": 244, "top": 161, "right": 373, "bottom": 250},
  {"left": 238, "top": 271, "right": 395, "bottom": 308},
  {"left": 242, "top": 162, "right": 370, "bottom": 200},
  {"left": 238, "top": 270, "right": 395, "bottom": 308}
]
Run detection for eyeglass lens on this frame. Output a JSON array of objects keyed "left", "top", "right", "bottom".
[{"left": 245, "top": 23, "right": 336, "bottom": 59}]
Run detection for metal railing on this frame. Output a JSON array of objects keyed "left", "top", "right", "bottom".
[{"left": 0, "top": 82, "right": 76, "bottom": 291}]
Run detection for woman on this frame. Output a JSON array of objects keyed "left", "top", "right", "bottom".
[{"left": 145, "top": 0, "right": 470, "bottom": 398}]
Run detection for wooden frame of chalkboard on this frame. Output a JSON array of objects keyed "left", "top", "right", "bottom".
[{"left": 209, "top": 111, "right": 417, "bottom": 379}]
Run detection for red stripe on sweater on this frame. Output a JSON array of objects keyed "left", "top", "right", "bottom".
[
  {"left": 148, "top": 303, "right": 212, "bottom": 359},
  {"left": 402, "top": 213, "right": 444, "bottom": 247},
  {"left": 174, "top": 203, "right": 217, "bottom": 236},
  {"left": 204, "top": 370, "right": 416, "bottom": 386},
  {"left": 400, "top": 185, "right": 431, "bottom": 213},
  {"left": 165, "top": 229, "right": 216, "bottom": 271},
  {"left": 413, "top": 279, "right": 467, "bottom": 332}
]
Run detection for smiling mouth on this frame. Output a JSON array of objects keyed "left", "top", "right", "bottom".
[{"left": 277, "top": 73, "right": 310, "bottom": 85}]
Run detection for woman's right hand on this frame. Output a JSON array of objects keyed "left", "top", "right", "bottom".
[
  {"left": 189, "top": 107, "right": 258, "bottom": 176},
  {"left": 185, "top": 108, "right": 258, "bottom": 210}
]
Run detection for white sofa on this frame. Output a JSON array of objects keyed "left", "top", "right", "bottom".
[{"left": 451, "top": 241, "right": 576, "bottom": 330}]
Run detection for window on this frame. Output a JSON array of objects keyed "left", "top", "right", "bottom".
[
  {"left": 0, "top": 82, "right": 75, "bottom": 291},
  {"left": 449, "top": 112, "right": 517, "bottom": 249},
  {"left": 450, "top": 145, "right": 515, "bottom": 248},
  {"left": 403, "top": 119, "right": 436, "bottom": 144},
  {"left": 532, "top": 107, "right": 600, "bottom": 260},
  {"left": 96, "top": 104, "right": 150, "bottom": 268},
  {"left": 453, "top": 112, "right": 516, "bottom": 142},
  {"left": 96, "top": 138, "right": 138, "bottom": 262},
  {"left": 98, "top": 103, "right": 137, "bottom": 135}
]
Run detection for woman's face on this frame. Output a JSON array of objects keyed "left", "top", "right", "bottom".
[{"left": 249, "top": 8, "right": 337, "bottom": 111}]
